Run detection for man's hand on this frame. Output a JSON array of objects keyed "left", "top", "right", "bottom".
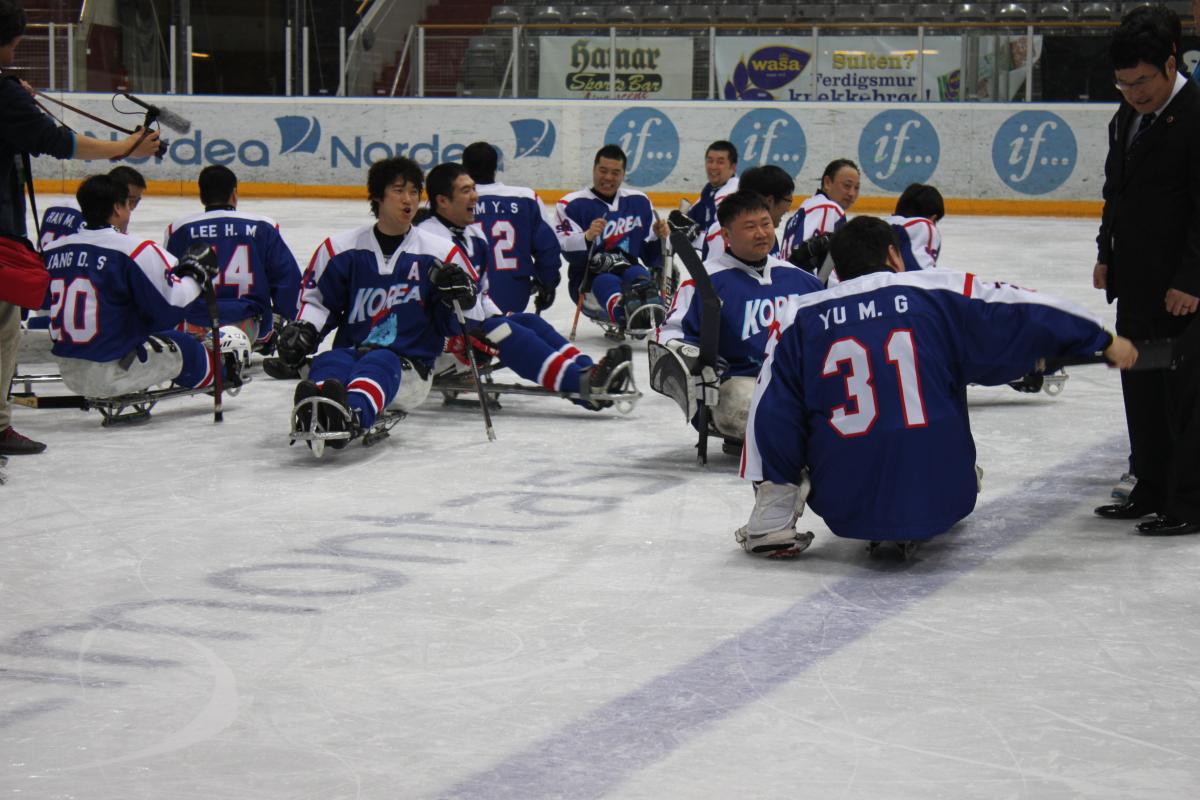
[
  {"left": 19, "top": 79, "right": 35, "bottom": 96},
  {"left": 1093, "top": 262, "right": 1107, "bottom": 290},
  {"left": 1104, "top": 334, "right": 1139, "bottom": 370},
  {"left": 1165, "top": 288, "right": 1199, "bottom": 316},
  {"left": 583, "top": 218, "right": 606, "bottom": 244},
  {"left": 652, "top": 216, "right": 669, "bottom": 240}
]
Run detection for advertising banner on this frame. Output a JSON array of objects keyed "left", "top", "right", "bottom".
[
  {"left": 536, "top": 36, "right": 694, "bottom": 100},
  {"left": 32, "top": 95, "right": 1107, "bottom": 205},
  {"left": 715, "top": 35, "right": 1042, "bottom": 102}
]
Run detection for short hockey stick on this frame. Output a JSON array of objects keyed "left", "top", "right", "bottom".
[
  {"left": 451, "top": 299, "right": 496, "bottom": 442},
  {"left": 670, "top": 230, "right": 721, "bottom": 465},
  {"left": 202, "top": 278, "right": 224, "bottom": 423}
]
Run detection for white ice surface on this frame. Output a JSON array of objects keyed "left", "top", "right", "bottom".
[{"left": 4, "top": 198, "right": 1200, "bottom": 800}]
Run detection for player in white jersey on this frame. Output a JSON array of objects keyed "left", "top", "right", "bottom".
[
  {"left": 780, "top": 159, "right": 861, "bottom": 277},
  {"left": 883, "top": 183, "right": 944, "bottom": 271},
  {"left": 461, "top": 141, "right": 563, "bottom": 314},
  {"left": 42, "top": 174, "right": 234, "bottom": 399}
]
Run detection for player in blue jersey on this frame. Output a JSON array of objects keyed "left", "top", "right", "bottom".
[
  {"left": 164, "top": 165, "right": 301, "bottom": 353},
  {"left": 555, "top": 144, "right": 670, "bottom": 335},
  {"left": 884, "top": 183, "right": 944, "bottom": 272},
  {"left": 697, "top": 165, "right": 794, "bottom": 261},
  {"left": 274, "top": 157, "right": 480, "bottom": 449},
  {"left": 685, "top": 140, "right": 739, "bottom": 237},
  {"left": 420, "top": 163, "right": 634, "bottom": 410},
  {"left": 462, "top": 141, "right": 562, "bottom": 314},
  {"left": 38, "top": 166, "right": 145, "bottom": 248},
  {"left": 42, "top": 174, "right": 235, "bottom": 399},
  {"left": 657, "top": 191, "right": 823, "bottom": 442},
  {"left": 735, "top": 216, "right": 1139, "bottom": 557},
  {"left": 780, "top": 159, "right": 861, "bottom": 278}
]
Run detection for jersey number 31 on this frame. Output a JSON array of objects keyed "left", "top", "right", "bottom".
[{"left": 823, "top": 330, "right": 927, "bottom": 437}]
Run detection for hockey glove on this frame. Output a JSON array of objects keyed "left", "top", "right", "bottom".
[
  {"left": 788, "top": 232, "right": 833, "bottom": 273},
  {"left": 667, "top": 209, "right": 700, "bottom": 242},
  {"left": 588, "top": 250, "right": 632, "bottom": 275},
  {"left": 532, "top": 279, "right": 556, "bottom": 314},
  {"left": 172, "top": 244, "right": 219, "bottom": 285},
  {"left": 276, "top": 320, "right": 319, "bottom": 367},
  {"left": 428, "top": 258, "right": 477, "bottom": 309}
]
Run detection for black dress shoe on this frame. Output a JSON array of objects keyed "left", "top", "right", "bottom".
[
  {"left": 1135, "top": 516, "right": 1200, "bottom": 536},
  {"left": 1094, "top": 500, "right": 1156, "bottom": 519}
]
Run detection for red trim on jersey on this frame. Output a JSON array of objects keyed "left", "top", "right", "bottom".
[
  {"left": 296, "top": 238, "right": 332, "bottom": 318},
  {"left": 446, "top": 244, "right": 478, "bottom": 281},
  {"left": 348, "top": 378, "right": 385, "bottom": 412},
  {"left": 130, "top": 240, "right": 171, "bottom": 269},
  {"left": 739, "top": 439, "right": 748, "bottom": 477},
  {"left": 963, "top": 272, "right": 975, "bottom": 297}
]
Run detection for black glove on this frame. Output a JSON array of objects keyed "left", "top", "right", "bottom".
[
  {"left": 276, "top": 320, "right": 318, "bottom": 367},
  {"left": 788, "top": 232, "right": 833, "bottom": 273},
  {"left": 589, "top": 250, "right": 631, "bottom": 275},
  {"left": 172, "top": 244, "right": 219, "bottom": 285},
  {"left": 532, "top": 280, "right": 556, "bottom": 313},
  {"left": 667, "top": 209, "right": 700, "bottom": 242},
  {"left": 428, "top": 258, "right": 476, "bottom": 309}
]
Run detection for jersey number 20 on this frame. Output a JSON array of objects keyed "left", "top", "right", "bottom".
[
  {"left": 822, "top": 330, "right": 927, "bottom": 437},
  {"left": 47, "top": 277, "right": 99, "bottom": 344}
]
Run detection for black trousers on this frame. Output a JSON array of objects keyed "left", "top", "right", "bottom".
[{"left": 1116, "top": 301, "right": 1200, "bottom": 523}]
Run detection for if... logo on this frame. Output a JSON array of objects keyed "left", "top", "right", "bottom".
[
  {"left": 858, "top": 110, "right": 939, "bottom": 192},
  {"left": 604, "top": 108, "right": 680, "bottom": 187},
  {"left": 992, "top": 111, "right": 1077, "bottom": 195}
]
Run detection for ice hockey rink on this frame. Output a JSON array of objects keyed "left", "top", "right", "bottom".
[{"left": 4, "top": 196, "right": 1199, "bottom": 799}]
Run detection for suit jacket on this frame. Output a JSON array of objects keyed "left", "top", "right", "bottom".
[{"left": 1097, "top": 78, "right": 1200, "bottom": 312}]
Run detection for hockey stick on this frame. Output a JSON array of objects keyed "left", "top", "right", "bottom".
[
  {"left": 569, "top": 232, "right": 602, "bottom": 342},
  {"left": 670, "top": 230, "right": 721, "bottom": 465},
  {"left": 1047, "top": 335, "right": 1189, "bottom": 373},
  {"left": 451, "top": 299, "right": 496, "bottom": 442},
  {"left": 202, "top": 278, "right": 224, "bottom": 423}
]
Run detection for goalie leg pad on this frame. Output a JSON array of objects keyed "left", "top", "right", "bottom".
[
  {"left": 734, "top": 479, "right": 814, "bottom": 556},
  {"left": 711, "top": 376, "right": 755, "bottom": 440},
  {"left": 648, "top": 339, "right": 699, "bottom": 422}
]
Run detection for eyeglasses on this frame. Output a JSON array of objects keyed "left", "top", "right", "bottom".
[{"left": 1113, "top": 73, "right": 1161, "bottom": 92}]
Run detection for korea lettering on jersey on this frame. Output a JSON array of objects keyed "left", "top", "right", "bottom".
[
  {"left": 884, "top": 215, "right": 942, "bottom": 272},
  {"left": 296, "top": 224, "right": 466, "bottom": 366},
  {"left": 658, "top": 251, "right": 823, "bottom": 377},
  {"left": 779, "top": 192, "right": 846, "bottom": 256},
  {"left": 555, "top": 187, "right": 663, "bottom": 295},
  {"left": 414, "top": 215, "right": 502, "bottom": 321},
  {"left": 742, "top": 269, "right": 1112, "bottom": 541},
  {"left": 165, "top": 209, "right": 301, "bottom": 328},
  {"left": 38, "top": 202, "right": 83, "bottom": 250},
  {"left": 42, "top": 227, "right": 201, "bottom": 362},
  {"left": 472, "top": 182, "right": 562, "bottom": 292}
]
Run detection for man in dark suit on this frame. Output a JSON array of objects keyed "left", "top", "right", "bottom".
[{"left": 1094, "top": 6, "right": 1200, "bottom": 535}]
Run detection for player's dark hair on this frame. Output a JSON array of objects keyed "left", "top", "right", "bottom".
[
  {"left": 107, "top": 165, "right": 146, "bottom": 190},
  {"left": 462, "top": 141, "right": 499, "bottom": 184},
  {"left": 830, "top": 216, "right": 900, "bottom": 281},
  {"left": 1111, "top": 5, "right": 1177, "bottom": 73},
  {"left": 894, "top": 183, "right": 944, "bottom": 221},
  {"left": 706, "top": 140, "right": 738, "bottom": 165},
  {"left": 739, "top": 165, "right": 794, "bottom": 203},
  {"left": 367, "top": 156, "right": 423, "bottom": 218},
  {"left": 426, "top": 162, "right": 469, "bottom": 208},
  {"left": 594, "top": 144, "right": 627, "bottom": 168},
  {"left": 717, "top": 190, "right": 773, "bottom": 229},
  {"left": 820, "top": 159, "right": 860, "bottom": 192},
  {"left": 77, "top": 173, "right": 129, "bottom": 228},
  {"left": 198, "top": 164, "right": 237, "bottom": 206},
  {"left": 0, "top": 0, "right": 26, "bottom": 46}
]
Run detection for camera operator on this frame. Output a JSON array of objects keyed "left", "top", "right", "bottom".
[{"left": 0, "top": 0, "right": 161, "bottom": 456}]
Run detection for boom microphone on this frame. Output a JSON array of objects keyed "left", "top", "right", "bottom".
[{"left": 121, "top": 92, "right": 193, "bottom": 134}]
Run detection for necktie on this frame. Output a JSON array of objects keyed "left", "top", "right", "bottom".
[{"left": 1131, "top": 112, "right": 1156, "bottom": 148}]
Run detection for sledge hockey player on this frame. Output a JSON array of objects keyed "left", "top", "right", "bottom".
[
  {"left": 164, "top": 165, "right": 301, "bottom": 356},
  {"left": 461, "top": 141, "right": 562, "bottom": 314},
  {"left": 419, "top": 162, "right": 635, "bottom": 411},
  {"left": 780, "top": 159, "right": 861, "bottom": 277},
  {"left": 42, "top": 173, "right": 239, "bottom": 403},
  {"left": 273, "top": 156, "right": 476, "bottom": 452},
  {"left": 884, "top": 183, "right": 943, "bottom": 272},
  {"left": 691, "top": 165, "right": 794, "bottom": 261},
  {"left": 654, "top": 190, "right": 823, "bottom": 446},
  {"left": 736, "top": 216, "right": 1139, "bottom": 558},
  {"left": 555, "top": 144, "right": 669, "bottom": 336},
  {"left": 38, "top": 166, "right": 146, "bottom": 248},
  {"left": 684, "top": 140, "right": 740, "bottom": 238}
]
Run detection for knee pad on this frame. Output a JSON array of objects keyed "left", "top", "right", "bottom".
[
  {"left": 388, "top": 357, "right": 432, "bottom": 412},
  {"left": 712, "top": 376, "right": 755, "bottom": 440}
]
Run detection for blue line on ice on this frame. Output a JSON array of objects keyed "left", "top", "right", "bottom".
[{"left": 441, "top": 438, "right": 1121, "bottom": 799}]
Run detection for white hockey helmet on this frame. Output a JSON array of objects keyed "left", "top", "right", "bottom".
[{"left": 218, "top": 325, "right": 252, "bottom": 368}]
